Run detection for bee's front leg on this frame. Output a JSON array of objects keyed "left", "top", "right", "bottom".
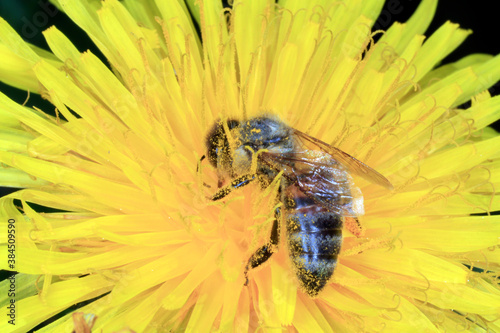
[
  {"left": 243, "top": 207, "right": 281, "bottom": 286},
  {"left": 210, "top": 174, "right": 257, "bottom": 201}
]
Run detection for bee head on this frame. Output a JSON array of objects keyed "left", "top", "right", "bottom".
[{"left": 205, "top": 119, "right": 240, "bottom": 169}]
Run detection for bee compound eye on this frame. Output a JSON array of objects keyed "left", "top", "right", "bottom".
[{"left": 206, "top": 119, "right": 239, "bottom": 167}]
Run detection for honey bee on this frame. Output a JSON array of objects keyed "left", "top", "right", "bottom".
[{"left": 205, "top": 116, "right": 392, "bottom": 297}]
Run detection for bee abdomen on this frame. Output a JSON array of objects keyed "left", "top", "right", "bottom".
[
  {"left": 288, "top": 228, "right": 342, "bottom": 256},
  {"left": 291, "top": 254, "right": 338, "bottom": 297},
  {"left": 286, "top": 211, "right": 343, "bottom": 297}
]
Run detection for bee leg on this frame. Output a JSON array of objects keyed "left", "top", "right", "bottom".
[
  {"left": 244, "top": 207, "right": 281, "bottom": 286},
  {"left": 344, "top": 217, "right": 365, "bottom": 237},
  {"left": 196, "top": 155, "right": 206, "bottom": 173},
  {"left": 196, "top": 155, "right": 212, "bottom": 188},
  {"left": 217, "top": 175, "right": 224, "bottom": 188},
  {"left": 210, "top": 174, "right": 257, "bottom": 201}
]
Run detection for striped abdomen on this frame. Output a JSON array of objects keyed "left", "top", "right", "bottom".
[{"left": 284, "top": 185, "right": 343, "bottom": 297}]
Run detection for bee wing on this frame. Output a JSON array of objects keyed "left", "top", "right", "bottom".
[
  {"left": 292, "top": 129, "right": 393, "bottom": 190},
  {"left": 259, "top": 151, "right": 364, "bottom": 217}
]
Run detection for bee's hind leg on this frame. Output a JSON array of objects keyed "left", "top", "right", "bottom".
[
  {"left": 345, "top": 217, "right": 365, "bottom": 238},
  {"left": 244, "top": 207, "right": 281, "bottom": 286}
]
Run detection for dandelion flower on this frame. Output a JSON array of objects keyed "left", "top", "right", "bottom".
[{"left": 1, "top": 0, "right": 500, "bottom": 332}]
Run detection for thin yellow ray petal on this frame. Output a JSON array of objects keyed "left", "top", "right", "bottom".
[
  {"left": 252, "top": 263, "right": 281, "bottom": 328},
  {"left": 0, "top": 126, "right": 32, "bottom": 151},
  {"left": 8, "top": 188, "right": 120, "bottom": 215},
  {"left": 264, "top": 43, "right": 299, "bottom": 109},
  {"left": 426, "top": 283, "right": 500, "bottom": 316},
  {"left": 293, "top": 293, "right": 333, "bottom": 333},
  {"left": 32, "top": 60, "right": 122, "bottom": 134},
  {"left": 185, "top": 273, "right": 225, "bottom": 331},
  {"left": 368, "top": 296, "right": 441, "bottom": 332},
  {"left": 359, "top": 0, "right": 385, "bottom": 25},
  {"left": 419, "top": 135, "right": 500, "bottom": 179},
  {"left": 154, "top": 0, "right": 202, "bottom": 74},
  {"left": 0, "top": 198, "right": 37, "bottom": 254},
  {"left": 185, "top": 0, "right": 201, "bottom": 25},
  {"left": 398, "top": 83, "right": 462, "bottom": 127},
  {"left": 319, "top": 0, "right": 378, "bottom": 43},
  {"left": 98, "top": 1, "right": 147, "bottom": 76},
  {"left": 42, "top": 26, "right": 81, "bottom": 62},
  {"left": 0, "top": 92, "right": 110, "bottom": 165},
  {"left": 407, "top": 93, "right": 500, "bottom": 157},
  {"left": 0, "top": 44, "right": 39, "bottom": 92},
  {"left": 381, "top": 132, "right": 500, "bottom": 186},
  {"left": 98, "top": 288, "right": 161, "bottom": 332},
  {"left": 321, "top": 285, "right": 383, "bottom": 316},
  {"left": 28, "top": 135, "right": 70, "bottom": 159},
  {"left": 341, "top": 15, "right": 373, "bottom": 59},
  {"left": 271, "top": 261, "right": 297, "bottom": 325},
  {"left": 415, "top": 215, "right": 500, "bottom": 231},
  {"left": 0, "top": 274, "right": 40, "bottom": 308},
  {"left": 0, "top": 274, "right": 113, "bottom": 333},
  {"left": 233, "top": 0, "right": 274, "bottom": 84},
  {"left": 162, "top": 242, "right": 222, "bottom": 310},
  {"left": 454, "top": 53, "right": 500, "bottom": 106},
  {"left": 0, "top": 18, "right": 38, "bottom": 62},
  {"left": 338, "top": 266, "right": 401, "bottom": 309},
  {"left": 108, "top": 243, "right": 203, "bottom": 307},
  {"left": 402, "top": 53, "right": 500, "bottom": 110},
  {"left": 36, "top": 293, "right": 114, "bottom": 333},
  {"left": 234, "top": 288, "right": 251, "bottom": 331},
  {"left": 219, "top": 279, "right": 245, "bottom": 331},
  {"left": 199, "top": 0, "right": 227, "bottom": 72},
  {"left": 0, "top": 105, "right": 21, "bottom": 129},
  {"left": 55, "top": 0, "right": 114, "bottom": 64},
  {"left": 307, "top": 57, "right": 359, "bottom": 138},
  {"left": 0, "top": 152, "right": 157, "bottom": 213},
  {"left": 390, "top": 0, "right": 437, "bottom": 54},
  {"left": 102, "top": 0, "right": 163, "bottom": 65},
  {"left": 40, "top": 213, "right": 177, "bottom": 237},
  {"left": 369, "top": 185, "right": 499, "bottom": 217},
  {"left": 419, "top": 53, "right": 493, "bottom": 88},
  {"left": 121, "top": 0, "right": 162, "bottom": 29},
  {"left": 343, "top": 69, "right": 386, "bottom": 129},
  {"left": 349, "top": 248, "right": 467, "bottom": 283},
  {"left": 0, "top": 18, "right": 56, "bottom": 92},
  {"left": 16, "top": 243, "right": 167, "bottom": 275},
  {"left": 412, "top": 21, "right": 471, "bottom": 82},
  {"left": 97, "top": 230, "right": 191, "bottom": 246},
  {"left": 415, "top": 302, "right": 495, "bottom": 332},
  {"left": 31, "top": 64, "right": 163, "bottom": 193},
  {"left": 400, "top": 229, "right": 498, "bottom": 252},
  {"left": 397, "top": 160, "right": 498, "bottom": 196},
  {"left": 198, "top": 1, "right": 241, "bottom": 121},
  {"left": 414, "top": 191, "right": 500, "bottom": 216},
  {"left": 32, "top": 153, "right": 130, "bottom": 185},
  {"left": 78, "top": 52, "right": 158, "bottom": 143}
]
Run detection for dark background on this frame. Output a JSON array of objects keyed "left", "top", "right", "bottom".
[{"left": 0, "top": 0, "right": 499, "bottom": 199}]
